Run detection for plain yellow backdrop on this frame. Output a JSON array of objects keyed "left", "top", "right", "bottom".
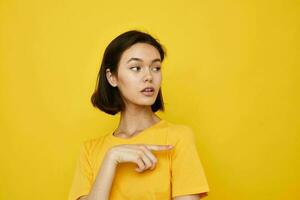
[{"left": 0, "top": 0, "right": 299, "bottom": 199}]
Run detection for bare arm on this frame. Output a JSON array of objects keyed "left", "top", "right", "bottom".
[
  {"left": 173, "top": 194, "right": 201, "bottom": 200},
  {"left": 80, "top": 151, "right": 118, "bottom": 200},
  {"left": 77, "top": 144, "right": 173, "bottom": 200}
]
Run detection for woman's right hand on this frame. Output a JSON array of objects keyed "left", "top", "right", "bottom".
[{"left": 106, "top": 144, "right": 174, "bottom": 173}]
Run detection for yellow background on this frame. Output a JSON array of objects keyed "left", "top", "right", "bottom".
[{"left": 1, "top": 0, "right": 299, "bottom": 199}]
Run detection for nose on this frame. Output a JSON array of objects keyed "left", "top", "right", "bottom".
[{"left": 143, "top": 67, "right": 153, "bottom": 82}]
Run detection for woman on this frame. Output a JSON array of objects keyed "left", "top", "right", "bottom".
[{"left": 68, "top": 30, "right": 209, "bottom": 200}]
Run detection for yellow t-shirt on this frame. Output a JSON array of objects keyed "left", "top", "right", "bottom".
[{"left": 68, "top": 119, "right": 209, "bottom": 200}]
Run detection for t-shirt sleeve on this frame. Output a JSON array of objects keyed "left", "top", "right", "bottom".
[
  {"left": 170, "top": 126, "right": 210, "bottom": 198},
  {"left": 68, "top": 141, "right": 93, "bottom": 200}
]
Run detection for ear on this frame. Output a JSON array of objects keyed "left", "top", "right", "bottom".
[{"left": 106, "top": 68, "right": 118, "bottom": 87}]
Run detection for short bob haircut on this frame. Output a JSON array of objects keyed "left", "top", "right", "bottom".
[{"left": 91, "top": 30, "right": 167, "bottom": 115}]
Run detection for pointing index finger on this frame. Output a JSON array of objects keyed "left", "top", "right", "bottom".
[{"left": 146, "top": 144, "right": 174, "bottom": 151}]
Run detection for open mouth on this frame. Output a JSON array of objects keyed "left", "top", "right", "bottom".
[{"left": 141, "top": 87, "right": 155, "bottom": 96}]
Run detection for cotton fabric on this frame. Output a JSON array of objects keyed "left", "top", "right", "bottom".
[{"left": 68, "top": 119, "right": 209, "bottom": 200}]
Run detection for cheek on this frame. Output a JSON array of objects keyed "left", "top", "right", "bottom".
[
  {"left": 153, "top": 74, "right": 162, "bottom": 85},
  {"left": 118, "top": 76, "right": 140, "bottom": 94}
]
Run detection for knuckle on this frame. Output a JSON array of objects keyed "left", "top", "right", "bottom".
[
  {"left": 139, "top": 145, "right": 149, "bottom": 153},
  {"left": 137, "top": 150, "right": 144, "bottom": 156},
  {"left": 140, "top": 146, "right": 147, "bottom": 151}
]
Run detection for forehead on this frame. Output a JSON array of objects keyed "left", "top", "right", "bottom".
[{"left": 119, "top": 43, "right": 161, "bottom": 62}]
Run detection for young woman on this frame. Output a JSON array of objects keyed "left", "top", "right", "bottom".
[{"left": 68, "top": 30, "right": 209, "bottom": 200}]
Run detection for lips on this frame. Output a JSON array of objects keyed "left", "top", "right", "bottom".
[{"left": 141, "top": 87, "right": 155, "bottom": 92}]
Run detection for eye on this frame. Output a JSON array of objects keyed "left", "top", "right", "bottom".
[
  {"left": 130, "top": 66, "right": 141, "bottom": 71},
  {"left": 152, "top": 66, "right": 161, "bottom": 71}
]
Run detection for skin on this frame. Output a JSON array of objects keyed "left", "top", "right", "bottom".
[
  {"left": 78, "top": 43, "right": 201, "bottom": 200},
  {"left": 106, "top": 42, "right": 163, "bottom": 135}
]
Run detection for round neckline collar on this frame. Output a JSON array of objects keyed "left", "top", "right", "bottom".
[{"left": 107, "top": 119, "right": 166, "bottom": 142}]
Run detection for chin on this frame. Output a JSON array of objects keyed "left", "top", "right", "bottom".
[
  {"left": 140, "top": 100, "right": 156, "bottom": 105},
  {"left": 135, "top": 98, "right": 156, "bottom": 106}
]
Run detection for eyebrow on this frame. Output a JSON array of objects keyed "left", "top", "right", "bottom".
[{"left": 126, "top": 57, "right": 161, "bottom": 64}]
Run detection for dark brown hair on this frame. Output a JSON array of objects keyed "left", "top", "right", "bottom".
[{"left": 91, "top": 30, "right": 167, "bottom": 115}]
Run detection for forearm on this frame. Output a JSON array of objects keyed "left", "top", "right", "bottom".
[{"left": 86, "top": 152, "right": 118, "bottom": 200}]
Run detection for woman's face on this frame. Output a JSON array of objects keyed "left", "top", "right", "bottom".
[{"left": 106, "top": 42, "right": 162, "bottom": 108}]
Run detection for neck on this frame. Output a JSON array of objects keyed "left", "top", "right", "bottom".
[{"left": 113, "top": 106, "right": 161, "bottom": 138}]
